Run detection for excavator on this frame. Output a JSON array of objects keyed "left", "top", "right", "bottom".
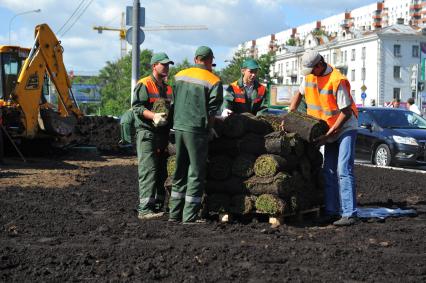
[{"left": 0, "top": 24, "right": 119, "bottom": 158}]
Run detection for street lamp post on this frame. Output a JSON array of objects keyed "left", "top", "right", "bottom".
[{"left": 8, "top": 9, "right": 41, "bottom": 45}]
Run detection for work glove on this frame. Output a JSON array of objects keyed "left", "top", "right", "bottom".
[
  {"left": 221, "top": 108, "right": 233, "bottom": 118},
  {"left": 208, "top": 128, "right": 218, "bottom": 141},
  {"left": 153, "top": 113, "right": 168, "bottom": 127}
]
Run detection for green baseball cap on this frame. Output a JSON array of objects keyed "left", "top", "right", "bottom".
[
  {"left": 241, "top": 58, "right": 259, "bottom": 70},
  {"left": 150, "top": 52, "right": 174, "bottom": 65},
  {"left": 195, "top": 46, "right": 214, "bottom": 59}
]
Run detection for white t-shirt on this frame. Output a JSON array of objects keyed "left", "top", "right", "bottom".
[
  {"left": 409, "top": 104, "right": 421, "bottom": 115},
  {"left": 299, "top": 65, "right": 358, "bottom": 142}
]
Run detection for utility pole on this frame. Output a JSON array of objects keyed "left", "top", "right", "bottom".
[
  {"left": 411, "top": 64, "right": 419, "bottom": 105},
  {"left": 131, "top": 0, "right": 140, "bottom": 105}
]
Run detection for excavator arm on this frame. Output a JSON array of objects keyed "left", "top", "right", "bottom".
[{"left": 12, "top": 24, "right": 82, "bottom": 138}]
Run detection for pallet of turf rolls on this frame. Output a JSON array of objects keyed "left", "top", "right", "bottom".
[{"left": 165, "top": 112, "right": 328, "bottom": 226}]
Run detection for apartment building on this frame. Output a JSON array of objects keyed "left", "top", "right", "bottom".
[
  {"left": 239, "top": 0, "right": 425, "bottom": 58},
  {"left": 271, "top": 23, "right": 426, "bottom": 106}
]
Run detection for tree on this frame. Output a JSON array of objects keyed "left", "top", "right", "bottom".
[
  {"left": 220, "top": 48, "right": 275, "bottom": 84},
  {"left": 167, "top": 58, "right": 192, "bottom": 86},
  {"left": 96, "top": 49, "right": 152, "bottom": 116},
  {"left": 219, "top": 48, "right": 248, "bottom": 84},
  {"left": 285, "top": 38, "right": 296, "bottom": 46}
]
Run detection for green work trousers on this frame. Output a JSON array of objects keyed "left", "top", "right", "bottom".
[
  {"left": 169, "top": 130, "right": 208, "bottom": 222},
  {"left": 121, "top": 123, "right": 133, "bottom": 144},
  {"left": 136, "top": 129, "right": 168, "bottom": 214}
]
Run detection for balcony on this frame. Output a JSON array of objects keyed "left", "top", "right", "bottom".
[
  {"left": 411, "top": 12, "right": 422, "bottom": 18},
  {"left": 373, "top": 22, "right": 382, "bottom": 28}
]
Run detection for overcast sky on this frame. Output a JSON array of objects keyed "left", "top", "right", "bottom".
[{"left": 0, "top": 0, "right": 375, "bottom": 75}]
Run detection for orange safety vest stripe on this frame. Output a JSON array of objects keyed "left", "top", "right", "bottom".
[
  {"left": 305, "top": 67, "right": 358, "bottom": 127},
  {"left": 230, "top": 81, "right": 266, "bottom": 104},
  {"left": 138, "top": 76, "right": 172, "bottom": 103}
]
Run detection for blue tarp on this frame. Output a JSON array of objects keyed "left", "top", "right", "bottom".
[{"left": 357, "top": 207, "right": 417, "bottom": 219}]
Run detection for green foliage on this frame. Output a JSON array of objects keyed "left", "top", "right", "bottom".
[
  {"left": 167, "top": 58, "right": 192, "bottom": 86},
  {"left": 219, "top": 48, "right": 275, "bottom": 84},
  {"left": 97, "top": 49, "right": 152, "bottom": 116},
  {"left": 285, "top": 38, "right": 296, "bottom": 46},
  {"left": 312, "top": 28, "right": 327, "bottom": 37},
  {"left": 219, "top": 48, "right": 248, "bottom": 84}
]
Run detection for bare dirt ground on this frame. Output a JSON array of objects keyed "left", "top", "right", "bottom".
[{"left": 1, "top": 152, "right": 425, "bottom": 282}]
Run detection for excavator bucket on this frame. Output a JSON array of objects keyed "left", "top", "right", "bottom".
[{"left": 39, "top": 108, "right": 77, "bottom": 137}]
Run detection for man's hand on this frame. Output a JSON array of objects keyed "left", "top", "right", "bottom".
[
  {"left": 314, "top": 128, "right": 340, "bottom": 146},
  {"left": 208, "top": 128, "right": 219, "bottom": 141},
  {"left": 153, "top": 113, "right": 168, "bottom": 127},
  {"left": 221, "top": 108, "right": 233, "bottom": 118}
]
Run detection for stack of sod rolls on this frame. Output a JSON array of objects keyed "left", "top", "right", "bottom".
[{"left": 165, "top": 112, "right": 327, "bottom": 218}]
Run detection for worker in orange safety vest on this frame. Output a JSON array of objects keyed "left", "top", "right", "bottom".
[
  {"left": 221, "top": 58, "right": 268, "bottom": 116},
  {"left": 287, "top": 50, "right": 359, "bottom": 227},
  {"left": 132, "top": 52, "right": 174, "bottom": 220}
]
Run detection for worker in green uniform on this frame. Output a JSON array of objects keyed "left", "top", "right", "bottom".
[
  {"left": 221, "top": 58, "right": 268, "bottom": 117},
  {"left": 132, "top": 52, "right": 174, "bottom": 220},
  {"left": 169, "top": 46, "right": 223, "bottom": 224},
  {"left": 119, "top": 108, "right": 135, "bottom": 146}
]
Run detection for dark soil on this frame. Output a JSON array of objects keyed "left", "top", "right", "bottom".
[{"left": 1, "top": 154, "right": 425, "bottom": 282}]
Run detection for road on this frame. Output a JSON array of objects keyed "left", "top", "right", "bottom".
[{"left": 355, "top": 159, "right": 426, "bottom": 173}]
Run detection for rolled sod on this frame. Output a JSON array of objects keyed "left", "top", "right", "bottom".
[
  {"left": 229, "top": 194, "right": 256, "bottom": 215},
  {"left": 282, "top": 111, "right": 329, "bottom": 143},
  {"left": 232, "top": 154, "right": 257, "bottom": 178},
  {"left": 244, "top": 172, "right": 295, "bottom": 198},
  {"left": 166, "top": 155, "right": 176, "bottom": 177},
  {"left": 208, "top": 155, "right": 233, "bottom": 181},
  {"left": 254, "top": 154, "right": 295, "bottom": 177},
  {"left": 205, "top": 177, "right": 246, "bottom": 195},
  {"left": 256, "top": 114, "right": 282, "bottom": 132},
  {"left": 255, "top": 194, "right": 286, "bottom": 216}
]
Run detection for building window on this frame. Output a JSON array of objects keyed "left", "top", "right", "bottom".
[
  {"left": 412, "top": 45, "right": 419, "bottom": 57},
  {"left": 393, "top": 66, "right": 401, "bottom": 79},
  {"left": 351, "top": 49, "right": 356, "bottom": 61},
  {"left": 393, "top": 88, "right": 401, "bottom": 99},
  {"left": 351, "top": 90, "right": 356, "bottom": 99},
  {"left": 362, "top": 47, "right": 366, "bottom": 59},
  {"left": 344, "top": 50, "right": 347, "bottom": 62},
  {"left": 361, "top": 67, "right": 366, "bottom": 80},
  {"left": 394, "top": 44, "right": 401, "bottom": 57},
  {"left": 351, "top": 69, "right": 355, "bottom": 81},
  {"left": 333, "top": 52, "right": 337, "bottom": 64}
]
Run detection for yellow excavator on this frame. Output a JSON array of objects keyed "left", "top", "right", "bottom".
[{"left": 0, "top": 23, "right": 83, "bottom": 142}]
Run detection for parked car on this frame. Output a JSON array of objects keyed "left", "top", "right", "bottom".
[{"left": 356, "top": 107, "right": 426, "bottom": 166}]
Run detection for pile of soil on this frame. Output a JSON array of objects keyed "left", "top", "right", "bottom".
[
  {"left": 0, "top": 155, "right": 425, "bottom": 282},
  {"left": 65, "top": 116, "right": 121, "bottom": 152}
]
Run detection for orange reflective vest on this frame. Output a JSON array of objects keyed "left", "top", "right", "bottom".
[
  {"left": 230, "top": 81, "right": 266, "bottom": 105},
  {"left": 137, "top": 76, "right": 172, "bottom": 103},
  {"left": 304, "top": 67, "right": 358, "bottom": 127}
]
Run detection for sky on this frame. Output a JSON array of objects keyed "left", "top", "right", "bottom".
[{"left": 0, "top": 0, "right": 376, "bottom": 75}]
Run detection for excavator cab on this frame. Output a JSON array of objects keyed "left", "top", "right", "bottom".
[{"left": 0, "top": 46, "right": 29, "bottom": 101}]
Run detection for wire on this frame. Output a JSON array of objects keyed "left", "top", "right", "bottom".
[
  {"left": 60, "top": 0, "right": 94, "bottom": 37},
  {"left": 57, "top": 0, "right": 86, "bottom": 34}
]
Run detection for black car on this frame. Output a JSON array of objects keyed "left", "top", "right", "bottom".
[{"left": 356, "top": 107, "right": 426, "bottom": 166}]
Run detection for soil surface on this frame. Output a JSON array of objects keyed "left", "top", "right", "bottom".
[{"left": 1, "top": 153, "right": 425, "bottom": 282}]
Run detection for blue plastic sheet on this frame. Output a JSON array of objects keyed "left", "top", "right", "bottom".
[{"left": 357, "top": 207, "right": 417, "bottom": 219}]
